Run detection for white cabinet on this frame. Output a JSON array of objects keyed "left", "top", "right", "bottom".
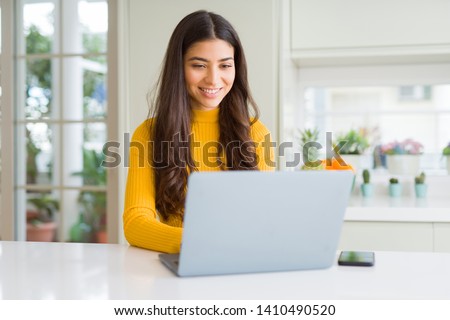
[
  {"left": 434, "top": 223, "right": 450, "bottom": 252},
  {"left": 340, "top": 207, "right": 450, "bottom": 252},
  {"left": 290, "top": 0, "right": 450, "bottom": 66},
  {"left": 339, "top": 221, "right": 434, "bottom": 252}
]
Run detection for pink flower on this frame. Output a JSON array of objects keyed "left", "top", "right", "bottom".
[{"left": 381, "top": 139, "right": 424, "bottom": 155}]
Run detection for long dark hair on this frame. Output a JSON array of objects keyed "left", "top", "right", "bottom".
[{"left": 150, "top": 10, "right": 259, "bottom": 221}]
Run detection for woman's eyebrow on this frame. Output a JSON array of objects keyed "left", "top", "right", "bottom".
[{"left": 187, "top": 56, "right": 234, "bottom": 62}]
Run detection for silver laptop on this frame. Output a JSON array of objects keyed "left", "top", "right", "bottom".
[{"left": 159, "top": 170, "right": 353, "bottom": 277}]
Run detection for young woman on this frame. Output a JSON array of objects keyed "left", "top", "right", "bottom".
[{"left": 123, "top": 10, "right": 274, "bottom": 253}]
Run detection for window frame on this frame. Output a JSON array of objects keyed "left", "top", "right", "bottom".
[{"left": 0, "top": 0, "right": 15, "bottom": 240}]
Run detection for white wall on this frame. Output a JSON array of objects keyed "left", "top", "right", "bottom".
[
  {"left": 290, "top": 0, "right": 450, "bottom": 67},
  {"left": 126, "top": 0, "right": 279, "bottom": 139}
]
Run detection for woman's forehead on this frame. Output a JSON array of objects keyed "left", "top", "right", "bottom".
[{"left": 185, "top": 39, "right": 234, "bottom": 60}]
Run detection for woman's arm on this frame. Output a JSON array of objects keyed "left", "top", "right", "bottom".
[{"left": 123, "top": 120, "right": 183, "bottom": 253}]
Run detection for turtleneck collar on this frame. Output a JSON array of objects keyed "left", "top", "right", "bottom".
[{"left": 191, "top": 107, "right": 220, "bottom": 123}]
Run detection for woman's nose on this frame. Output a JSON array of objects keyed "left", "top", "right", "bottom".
[{"left": 205, "top": 68, "right": 219, "bottom": 85}]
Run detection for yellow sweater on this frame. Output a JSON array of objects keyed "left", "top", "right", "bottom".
[{"left": 123, "top": 107, "right": 274, "bottom": 253}]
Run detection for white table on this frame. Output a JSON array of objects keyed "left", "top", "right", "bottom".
[{"left": 1, "top": 241, "right": 450, "bottom": 299}]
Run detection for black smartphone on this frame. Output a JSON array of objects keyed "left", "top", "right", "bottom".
[{"left": 338, "top": 251, "right": 375, "bottom": 267}]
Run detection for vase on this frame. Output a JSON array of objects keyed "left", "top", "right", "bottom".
[
  {"left": 414, "top": 184, "right": 428, "bottom": 198},
  {"left": 386, "top": 155, "right": 420, "bottom": 176},
  {"left": 96, "top": 230, "right": 108, "bottom": 243},
  {"left": 360, "top": 183, "right": 374, "bottom": 198},
  {"left": 27, "top": 222, "right": 56, "bottom": 242},
  {"left": 388, "top": 184, "right": 402, "bottom": 198}
]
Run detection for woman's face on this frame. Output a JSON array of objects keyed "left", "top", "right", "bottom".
[{"left": 184, "top": 39, "right": 235, "bottom": 111}]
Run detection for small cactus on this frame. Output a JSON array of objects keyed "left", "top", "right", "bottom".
[
  {"left": 389, "top": 177, "right": 399, "bottom": 184},
  {"left": 415, "top": 172, "right": 426, "bottom": 184},
  {"left": 362, "top": 169, "right": 370, "bottom": 184}
]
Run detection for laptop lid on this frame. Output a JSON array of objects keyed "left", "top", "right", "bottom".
[{"left": 176, "top": 170, "right": 353, "bottom": 277}]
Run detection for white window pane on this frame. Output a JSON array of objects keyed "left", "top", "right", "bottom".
[
  {"left": 22, "top": 2, "right": 55, "bottom": 55},
  {"left": 62, "top": 56, "right": 107, "bottom": 120},
  {"left": 23, "top": 122, "right": 55, "bottom": 186},
  {"left": 435, "top": 85, "right": 450, "bottom": 111},
  {"left": 16, "top": 54, "right": 60, "bottom": 121},
  {"left": 63, "top": 123, "right": 107, "bottom": 187},
  {"left": 378, "top": 114, "right": 435, "bottom": 152}
]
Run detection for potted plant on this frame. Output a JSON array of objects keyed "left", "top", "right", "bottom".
[
  {"left": 71, "top": 148, "right": 107, "bottom": 243},
  {"left": 414, "top": 172, "right": 427, "bottom": 198},
  {"left": 298, "top": 127, "right": 321, "bottom": 170},
  {"left": 335, "top": 128, "right": 370, "bottom": 173},
  {"left": 443, "top": 142, "right": 450, "bottom": 174},
  {"left": 27, "top": 193, "right": 60, "bottom": 242},
  {"left": 388, "top": 177, "right": 402, "bottom": 198},
  {"left": 381, "top": 139, "right": 424, "bottom": 175},
  {"left": 360, "top": 169, "right": 373, "bottom": 198}
]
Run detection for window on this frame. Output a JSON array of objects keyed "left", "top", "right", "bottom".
[
  {"left": 282, "top": 64, "right": 450, "bottom": 174},
  {"left": 3, "top": 0, "right": 116, "bottom": 242},
  {"left": 303, "top": 84, "right": 450, "bottom": 170}
]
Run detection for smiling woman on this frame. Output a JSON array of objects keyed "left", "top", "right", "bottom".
[{"left": 123, "top": 10, "right": 275, "bottom": 253}]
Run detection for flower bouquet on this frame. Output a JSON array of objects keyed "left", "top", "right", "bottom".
[{"left": 381, "top": 139, "right": 423, "bottom": 175}]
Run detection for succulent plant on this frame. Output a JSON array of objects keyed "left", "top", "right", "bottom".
[
  {"left": 362, "top": 169, "right": 370, "bottom": 184},
  {"left": 299, "top": 127, "right": 321, "bottom": 165},
  {"left": 443, "top": 143, "right": 450, "bottom": 156},
  {"left": 335, "top": 129, "right": 369, "bottom": 155},
  {"left": 389, "top": 177, "right": 399, "bottom": 184},
  {"left": 299, "top": 128, "right": 320, "bottom": 146},
  {"left": 415, "top": 172, "right": 426, "bottom": 184}
]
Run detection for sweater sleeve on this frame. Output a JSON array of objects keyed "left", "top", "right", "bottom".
[
  {"left": 123, "top": 120, "right": 182, "bottom": 253},
  {"left": 251, "top": 120, "right": 276, "bottom": 171}
]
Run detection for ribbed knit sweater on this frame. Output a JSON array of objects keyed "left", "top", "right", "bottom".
[{"left": 123, "top": 107, "right": 274, "bottom": 253}]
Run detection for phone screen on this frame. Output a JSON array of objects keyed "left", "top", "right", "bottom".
[{"left": 338, "top": 251, "right": 375, "bottom": 266}]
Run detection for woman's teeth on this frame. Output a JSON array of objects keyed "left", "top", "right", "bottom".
[{"left": 200, "top": 88, "right": 220, "bottom": 94}]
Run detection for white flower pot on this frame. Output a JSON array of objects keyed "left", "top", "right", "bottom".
[{"left": 386, "top": 155, "right": 420, "bottom": 176}]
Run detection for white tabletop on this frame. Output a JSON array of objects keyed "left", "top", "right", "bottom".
[{"left": 1, "top": 241, "right": 450, "bottom": 299}]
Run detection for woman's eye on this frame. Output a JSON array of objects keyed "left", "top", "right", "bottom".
[
  {"left": 192, "top": 64, "right": 206, "bottom": 68},
  {"left": 221, "top": 64, "right": 233, "bottom": 69}
]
